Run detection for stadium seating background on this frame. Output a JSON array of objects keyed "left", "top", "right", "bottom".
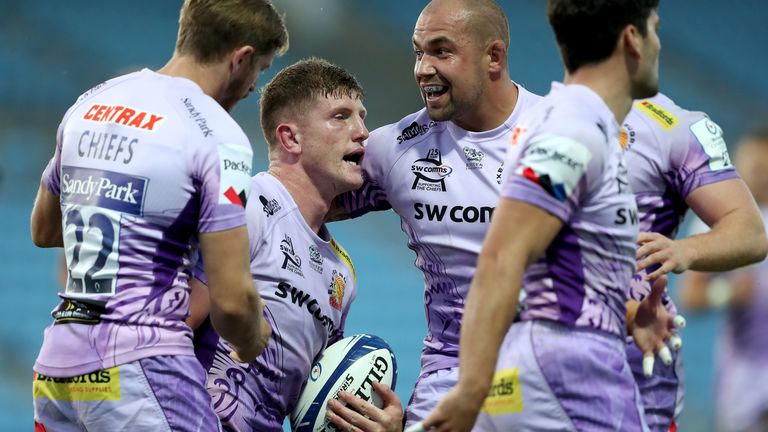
[{"left": 1, "top": 0, "right": 766, "bottom": 430}]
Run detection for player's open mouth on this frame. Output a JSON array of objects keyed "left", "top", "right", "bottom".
[
  {"left": 343, "top": 150, "right": 363, "bottom": 166},
  {"left": 423, "top": 85, "right": 448, "bottom": 101}
]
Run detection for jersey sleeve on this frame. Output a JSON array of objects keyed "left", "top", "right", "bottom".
[
  {"left": 501, "top": 132, "right": 596, "bottom": 222},
  {"left": 193, "top": 140, "right": 252, "bottom": 233},
  {"left": 338, "top": 131, "right": 392, "bottom": 218},
  {"left": 671, "top": 114, "right": 739, "bottom": 198}
]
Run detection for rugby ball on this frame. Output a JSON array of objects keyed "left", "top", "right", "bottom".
[{"left": 291, "top": 334, "right": 398, "bottom": 432}]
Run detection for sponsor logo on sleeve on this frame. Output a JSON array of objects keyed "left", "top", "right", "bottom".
[
  {"left": 328, "top": 269, "right": 347, "bottom": 311},
  {"left": 217, "top": 143, "right": 252, "bottom": 207},
  {"left": 279, "top": 234, "right": 304, "bottom": 277},
  {"left": 690, "top": 117, "right": 731, "bottom": 170},
  {"left": 330, "top": 239, "right": 356, "bottom": 282},
  {"left": 514, "top": 135, "right": 592, "bottom": 202},
  {"left": 635, "top": 100, "right": 679, "bottom": 131},
  {"left": 259, "top": 195, "right": 282, "bottom": 217},
  {"left": 61, "top": 166, "right": 147, "bottom": 215},
  {"left": 411, "top": 148, "right": 452, "bottom": 192},
  {"left": 481, "top": 368, "right": 523, "bottom": 416},
  {"left": 182, "top": 97, "right": 214, "bottom": 137},
  {"left": 82, "top": 104, "right": 165, "bottom": 132},
  {"left": 397, "top": 120, "right": 437, "bottom": 144},
  {"left": 462, "top": 146, "right": 485, "bottom": 169}
]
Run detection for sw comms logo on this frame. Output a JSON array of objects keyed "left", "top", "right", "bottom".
[{"left": 411, "top": 148, "right": 452, "bottom": 192}]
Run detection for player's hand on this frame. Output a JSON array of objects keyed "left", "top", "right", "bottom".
[
  {"left": 326, "top": 382, "right": 404, "bottom": 432},
  {"left": 630, "top": 275, "right": 686, "bottom": 377},
  {"left": 419, "top": 384, "right": 484, "bottom": 432},
  {"left": 636, "top": 232, "right": 694, "bottom": 280},
  {"left": 228, "top": 318, "right": 272, "bottom": 363}
]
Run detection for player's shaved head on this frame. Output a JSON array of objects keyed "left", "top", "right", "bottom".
[{"left": 421, "top": 0, "right": 510, "bottom": 49}]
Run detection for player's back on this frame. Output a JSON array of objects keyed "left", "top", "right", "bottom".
[
  {"left": 35, "top": 69, "right": 253, "bottom": 377},
  {"left": 504, "top": 83, "right": 639, "bottom": 337}
]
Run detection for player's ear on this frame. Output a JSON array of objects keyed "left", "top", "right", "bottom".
[
  {"left": 230, "top": 45, "right": 255, "bottom": 75},
  {"left": 622, "top": 24, "right": 643, "bottom": 60},
  {"left": 487, "top": 39, "right": 507, "bottom": 75},
  {"left": 276, "top": 123, "right": 301, "bottom": 155}
]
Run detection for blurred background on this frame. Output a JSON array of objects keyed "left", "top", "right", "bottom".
[{"left": 1, "top": 0, "right": 767, "bottom": 430}]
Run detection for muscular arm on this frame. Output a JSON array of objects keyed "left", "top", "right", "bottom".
[
  {"left": 460, "top": 199, "right": 562, "bottom": 394},
  {"left": 199, "top": 227, "right": 266, "bottom": 362},
  {"left": 637, "top": 179, "right": 768, "bottom": 278},
  {"left": 420, "top": 198, "right": 563, "bottom": 431},
  {"left": 684, "top": 179, "right": 767, "bottom": 270},
  {"left": 30, "top": 182, "right": 63, "bottom": 247}
]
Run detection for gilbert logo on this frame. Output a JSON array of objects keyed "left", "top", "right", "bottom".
[
  {"left": 83, "top": 104, "right": 165, "bottom": 131},
  {"left": 61, "top": 166, "right": 147, "bottom": 215}
]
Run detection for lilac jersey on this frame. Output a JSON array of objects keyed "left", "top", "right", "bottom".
[
  {"left": 624, "top": 93, "right": 738, "bottom": 309},
  {"left": 503, "top": 83, "right": 638, "bottom": 337},
  {"left": 339, "top": 84, "right": 541, "bottom": 373},
  {"left": 35, "top": 69, "right": 253, "bottom": 377},
  {"left": 195, "top": 173, "right": 357, "bottom": 430}
]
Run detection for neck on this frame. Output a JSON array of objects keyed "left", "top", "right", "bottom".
[
  {"left": 565, "top": 59, "right": 633, "bottom": 125},
  {"left": 452, "top": 77, "right": 519, "bottom": 132},
  {"left": 157, "top": 53, "right": 228, "bottom": 101},
  {"left": 267, "top": 163, "right": 331, "bottom": 234}
]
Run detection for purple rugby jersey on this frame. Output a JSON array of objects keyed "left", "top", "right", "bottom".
[
  {"left": 35, "top": 69, "right": 253, "bottom": 377},
  {"left": 195, "top": 173, "right": 357, "bottom": 431},
  {"left": 338, "top": 83, "right": 541, "bottom": 374},
  {"left": 502, "top": 82, "right": 639, "bottom": 338}
]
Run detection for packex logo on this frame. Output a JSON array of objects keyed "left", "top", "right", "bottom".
[
  {"left": 61, "top": 166, "right": 147, "bottom": 215},
  {"left": 223, "top": 159, "right": 251, "bottom": 174},
  {"left": 411, "top": 148, "right": 452, "bottom": 192}
]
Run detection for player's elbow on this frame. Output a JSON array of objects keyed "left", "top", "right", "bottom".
[
  {"left": 744, "top": 221, "right": 768, "bottom": 265},
  {"left": 30, "top": 222, "right": 62, "bottom": 248}
]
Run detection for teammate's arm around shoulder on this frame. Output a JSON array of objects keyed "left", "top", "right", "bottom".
[
  {"left": 199, "top": 226, "right": 269, "bottom": 362},
  {"left": 31, "top": 182, "right": 63, "bottom": 248}
]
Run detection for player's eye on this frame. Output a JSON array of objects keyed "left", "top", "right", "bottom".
[{"left": 414, "top": 50, "right": 424, "bottom": 60}]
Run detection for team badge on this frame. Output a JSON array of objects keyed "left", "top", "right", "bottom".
[{"left": 328, "top": 269, "right": 346, "bottom": 311}]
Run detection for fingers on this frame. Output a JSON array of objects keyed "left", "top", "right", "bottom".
[
  {"left": 646, "top": 275, "right": 668, "bottom": 302},
  {"left": 404, "top": 422, "right": 426, "bottom": 432},
  {"left": 658, "top": 344, "right": 673, "bottom": 366},
  {"left": 327, "top": 396, "right": 377, "bottom": 431},
  {"left": 642, "top": 354, "right": 655, "bottom": 378},
  {"left": 372, "top": 381, "right": 402, "bottom": 408},
  {"left": 637, "top": 231, "right": 660, "bottom": 245},
  {"left": 669, "top": 334, "right": 683, "bottom": 350},
  {"left": 673, "top": 315, "right": 687, "bottom": 329}
]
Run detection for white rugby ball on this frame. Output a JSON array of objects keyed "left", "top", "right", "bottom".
[{"left": 291, "top": 334, "right": 397, "bottom": 432}]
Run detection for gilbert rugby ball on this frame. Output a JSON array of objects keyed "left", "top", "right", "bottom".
[{"left": 291, "top": 334, "right": 397, "bottom": 431}]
